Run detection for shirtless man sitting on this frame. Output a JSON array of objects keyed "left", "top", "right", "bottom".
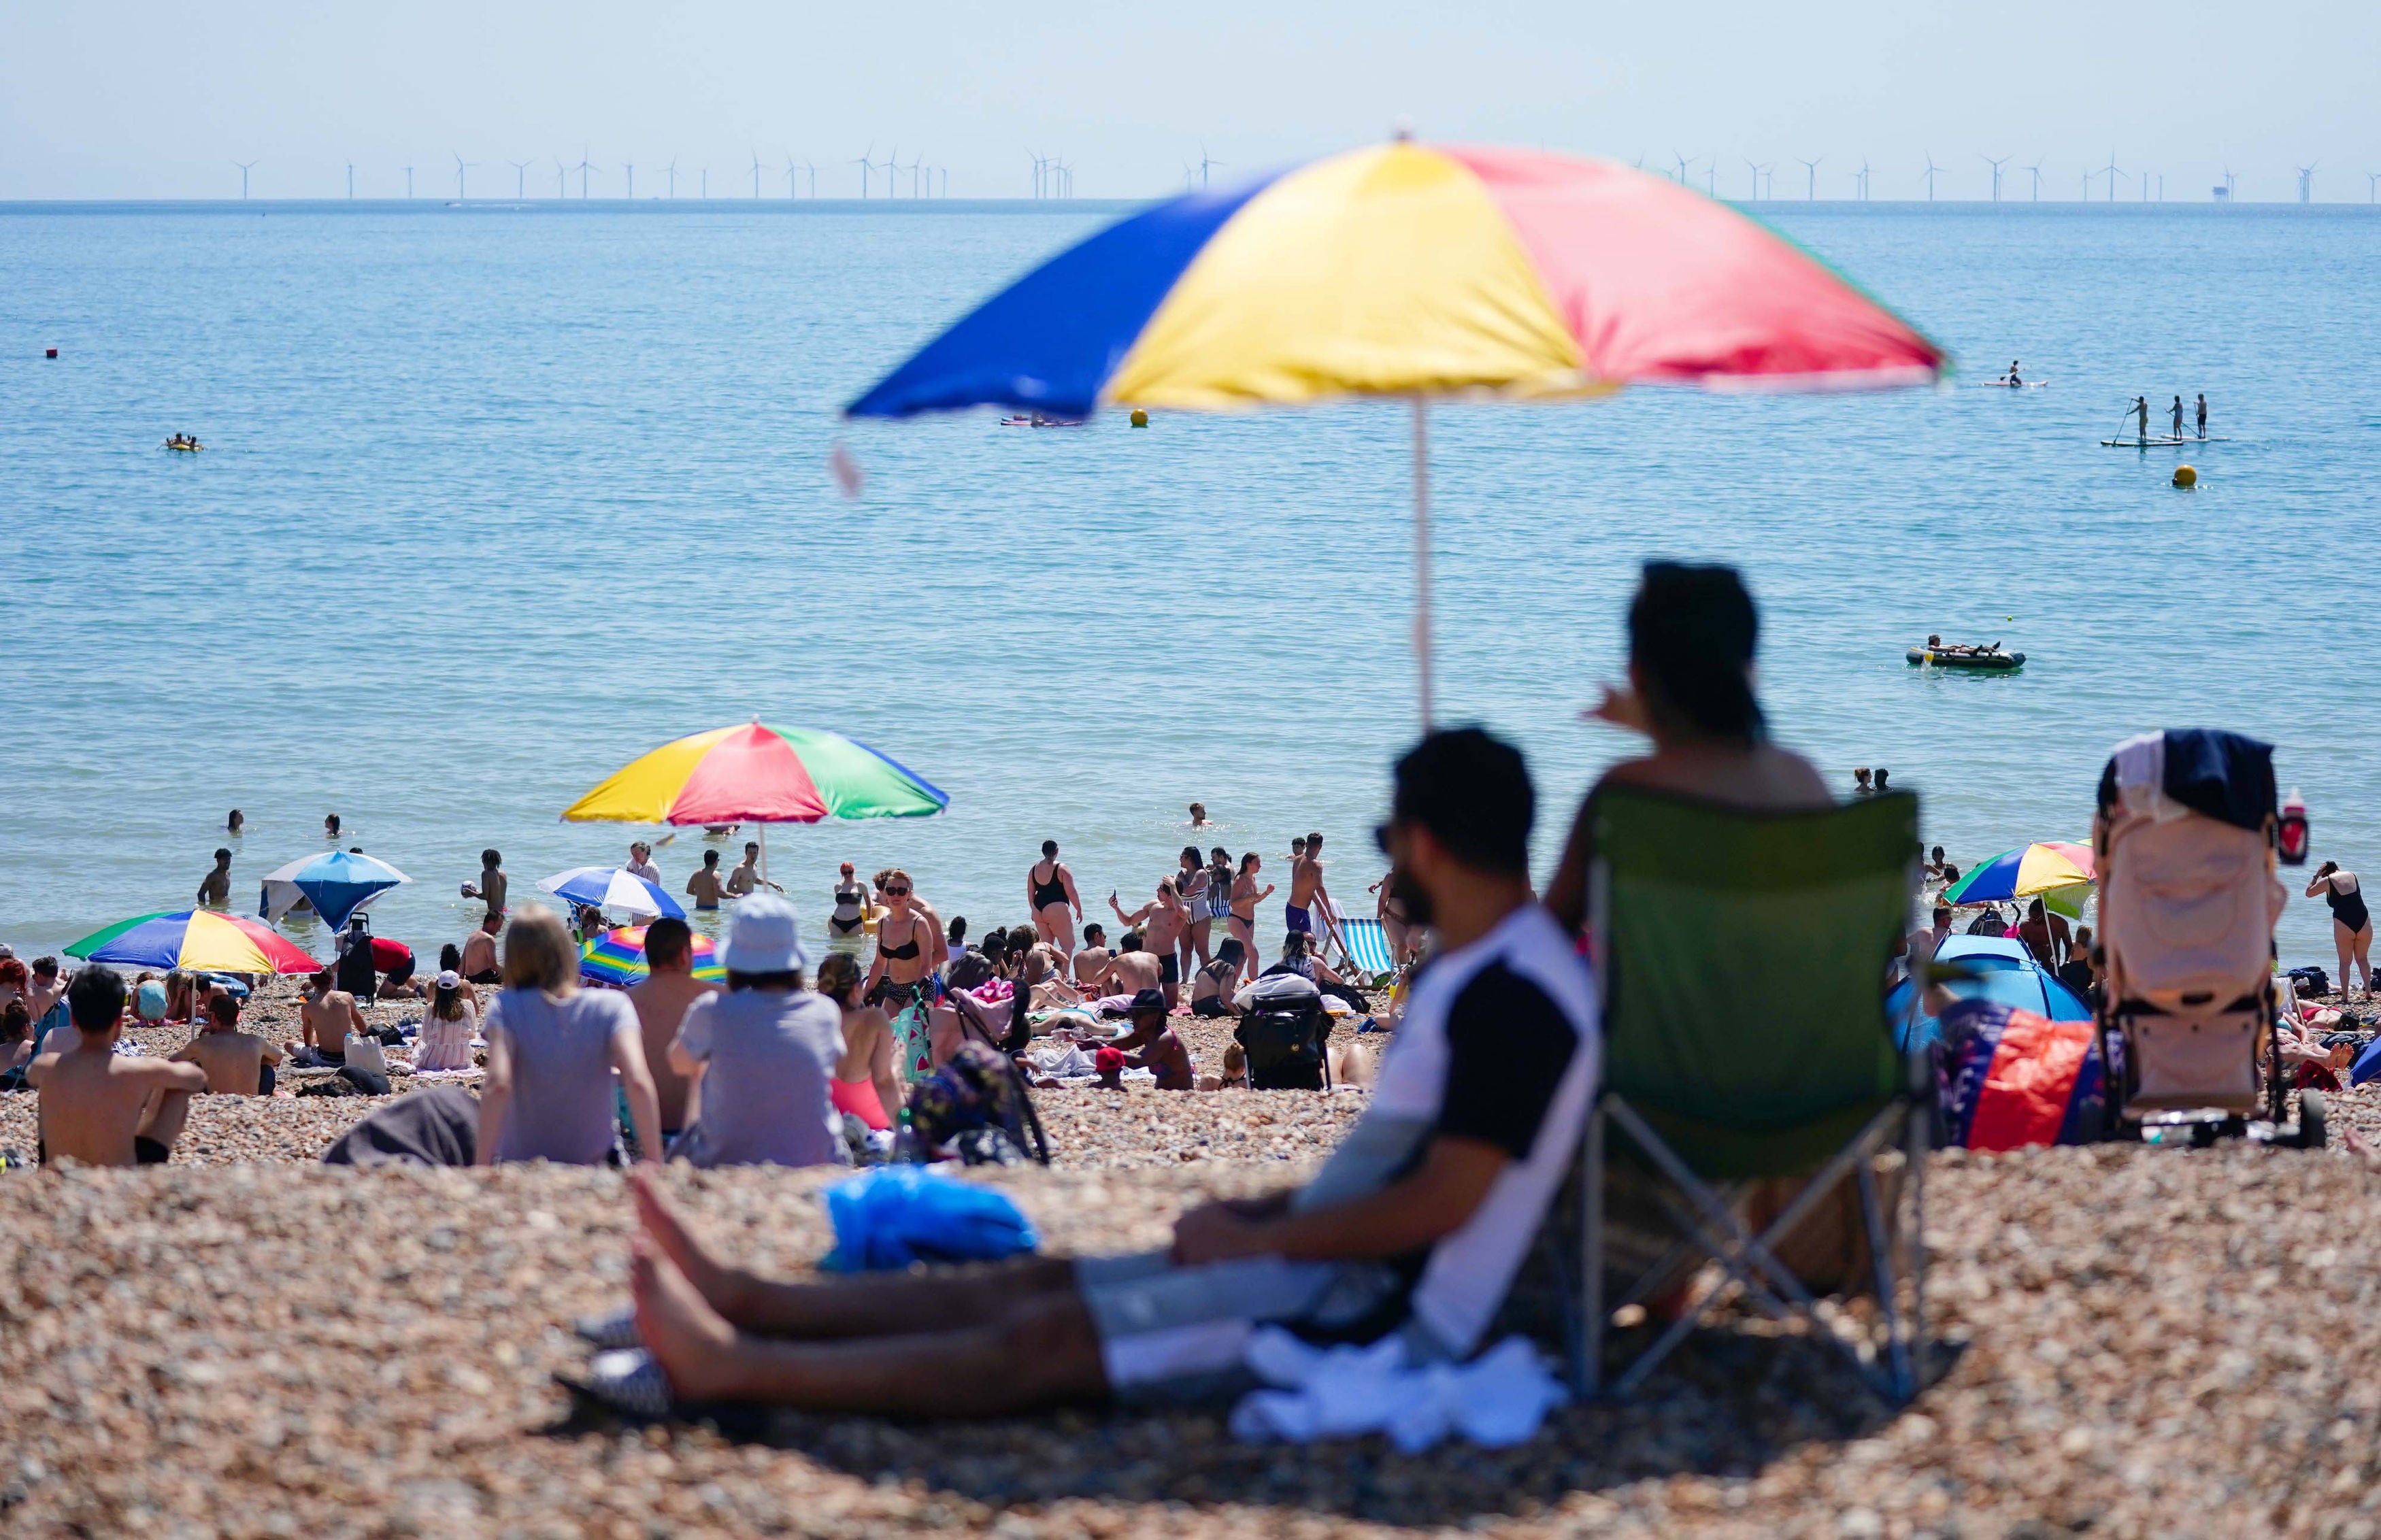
[
  {"left": 172, "top": 991, "right": 282, "bottom": 1095},
  {"left": 293, "top": 969, "right": 369, "bottom": 1065},
  {"left": 27, "top": 965, "right": 207, "bottom": 1165},
  {"left": 1080, "top": 932, "right": 1163, "bottom": 1002},
  {"left": 1071, "top": 923, "right": 1112, "bottom": 988},
  {"left": 460, "top": 912, "right": 503, "bottom": 984}
]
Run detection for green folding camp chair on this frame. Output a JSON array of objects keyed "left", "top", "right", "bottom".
[{"left": 1569, "top": 786, "right": 1930, "bottom": 1403}]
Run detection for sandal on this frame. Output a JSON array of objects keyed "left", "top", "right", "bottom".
[
  {"left": 556, "top": 1348, "right": 678, "bottom": 1420},
  {"left": 572, "top": 1307, "right": 642, "bottom": 1351}
]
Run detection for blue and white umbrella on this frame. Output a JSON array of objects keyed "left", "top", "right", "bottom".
[
  {"left": 539, "top": 865, "right": 685, "bottom": 920},
  {"left": 259, "top": 850, "right": 412, "bottom": 931}
]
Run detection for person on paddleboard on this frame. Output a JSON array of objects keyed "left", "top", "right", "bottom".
[
  {"left": 2171, "top": 397, "right": 2184, "bottom": 439},
  {"left": 2007, "top": 360, "right": 2022, "bottom": 386},
  {"left": 2135, "top": 397, "right": 2149, "bottom": 441},
  {"left": 2197, "top": 393, "right": 2208, "bottom": 439}
]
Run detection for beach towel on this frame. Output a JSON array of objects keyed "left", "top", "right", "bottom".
[
  {"left": 818, "top": 1166, "right": 1039, "bottom": 1272},
  {"left": 1939, "top": 999, "right": 2108, "bottom": 1150},
  {"left": 320, "top": 1086, "right": 478, "bottom": 1167},
  {"left": 1228, "top": 1329, "right": 1567, "bottom": 1452}
]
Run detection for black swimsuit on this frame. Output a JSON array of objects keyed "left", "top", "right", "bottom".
[
  {"left": 1031, "top": 865, "right": 1068, "bottom": 911},
  {"left": 2327, "top": 875, "right": 2371, "bottom": 935}
]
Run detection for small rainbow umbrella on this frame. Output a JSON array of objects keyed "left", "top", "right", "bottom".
[
  {"left": 1944, "top": 841, "right": 2097, "bottom": 919},
  {"left": 562, "top": 720, "right": 947, "bottom": 882},
  {"left": 67, "top": 909, "right": 321, "bottom": 974},
  {"left": 847, "top": 138, "right": 1947, "bottom": 724},
  {"left": 580, "top": 925, "right": 727, "bottom": 988}
]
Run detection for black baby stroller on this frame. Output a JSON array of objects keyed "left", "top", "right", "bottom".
[
  {"left": 2093, "top": 729, "right": 2323, "bottom": 1148},
  {"left": 1234, "top": 972, "right": 1333, "bottom": 1090}
]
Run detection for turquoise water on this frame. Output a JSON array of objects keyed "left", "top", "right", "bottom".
[{"left": 3, "top": 200, "right": 2376, "bottom": 967}]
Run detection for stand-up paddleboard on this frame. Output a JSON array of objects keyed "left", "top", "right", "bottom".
[
  {"left": 1982, "top": 376, "right": 2050, "bottom": 388},
  {"left": 999, "top": 415, "right": 1086, "bottom": 429},
  {"left": 2102, "top": 435, "right": 2228, "bottom": 448}
]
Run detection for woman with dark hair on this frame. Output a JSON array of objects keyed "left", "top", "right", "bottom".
[
  {"left": 1227, "top": 852, "right": 1273, "bottom": 988},
  {"left": 1546, "top": 562, "right": 1830, "bottom": 936},
  {"left": 1176, "top": 845, "right": 1215, "bottom": 973},
  {"left": 814, "top": 952, "right": 902, "bottom": 1137}
]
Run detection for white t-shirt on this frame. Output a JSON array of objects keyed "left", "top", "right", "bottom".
[{"left": 1305, "top": 903, "right": 1598, "bottom": 1356}]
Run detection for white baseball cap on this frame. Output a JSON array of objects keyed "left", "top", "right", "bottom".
[{"left": 721, "top": 894, "right": 808, "bottom": 974}]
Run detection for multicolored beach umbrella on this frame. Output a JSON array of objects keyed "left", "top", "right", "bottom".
[
  {"left": 580, "top": 925, "right": 727, "bottom": 989},
  {"left": 846, "top": 139, "right": 1947, "bottom": 723},
  {"left": 257, "top": 850, "right": 412, "bottom": 931},
  {"left": 539, "top": 865, "right": 686, "bottom": 920},
  {"left": 67, "top": 909, "right": 321, "bottom": 974},
  {"left": 1944, "top": 841, "right": 2097, "bottom": 918},
  {"left": 562, "top": 720, "right": 947, "bottom": 884}
]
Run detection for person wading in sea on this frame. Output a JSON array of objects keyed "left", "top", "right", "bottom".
[{"left": 1027, "top": 841, "right": 1082, "bottom": 956}]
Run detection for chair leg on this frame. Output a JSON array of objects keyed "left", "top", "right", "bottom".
[
  {"left": 1856, "top": 1157, "right": 1910, "bottom": 1400},
  {"left": 1906, "top": 1092, "right": 1931, "bottom": 1392},
  {"left": 1578, "top": 1099, "right": 1605, "bottom": 1399}
]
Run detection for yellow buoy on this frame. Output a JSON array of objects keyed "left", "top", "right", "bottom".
[
  {"left": 1129, "top": 408, "right": 1149, "bottom": 428},
  {"left": 2173, "top": 465, "right": 2197, "bottom": 488}
]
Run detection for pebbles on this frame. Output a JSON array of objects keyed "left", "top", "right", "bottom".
[{"left": 4, "top": 1142, "right": 2380, "bottom": 1535}]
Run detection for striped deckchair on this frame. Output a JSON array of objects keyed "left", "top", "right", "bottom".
[{"left": 1333, "top": 916, "right": 1397, "bottom": 980}]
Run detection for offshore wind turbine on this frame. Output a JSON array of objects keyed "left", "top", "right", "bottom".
[
  {"left": 625, "top": 162, "right": 635, "bottom": 199},
  {"left": 2022, "top": 162, "right": 2044, "bottom": 200},
  {"left": 1743, "top": 158, "right": 1762, "bottom": 199},
  {"left": 877, "top": 146, "right": 899, "bottom": 199},
  {"left": 346, "top": 163, "right": 354, "bottom": 199},
  {"left": 2221, "top": 167, "right": 2237, "bottom": 200},
  {"left": 852, "top": 145, "right": 873, "bottom": 198},
  {"left": 665, "top": 158, "right": 678, "bottom": 199},
  {"left": 750, "top": 150, "right": 763, "bottom": 199},
  {"left": 507, "top": 159, "right": 530, "bottom": 199},
  {"left": 2368, "top": 171, "right": 2378, "bottom": 203},
  {"left": 405, "top": 165, "right": 416, "bottom": 199},
  {"left": 1920, "top": 154, "right": 1942, "bottom": 201},
  {"left": 1856, "top": 157, "right": 1871, "bottom": 201},
  {"left": 234, "top": 161, "right": 257, "bottom": 199},
  {"left": 906, "top": 152, "right": 923, "bottom": 198},
  {"left": 576, "top": 147, "right": 596, "bottom": 199},
  {"left": 2099, "top": 152, "right": 2124, "bottom": 203},
  {"left": 552, "top": 160, "right": 566, "bottom": 199},
  {"left": 1796, "top": 156, "right": 1822, "bottom": 199},
  {"left": 2297, "top": 163, "right": 2317, "bottom": 203},
  {"left": 1983, "top": 154, "right": 2010, "bottom": 202},
  {"left": 452, "top": 152, "right": 477, "bottom": 201},
  {"left": 1671, "top": 150, "right": 1692, "bottom": 185},
  {"left": 784, "top": 153, "right": 800, "bottom": 199},
  {"left": 1198, "top": 144, "right": 1224, "bottom": 188}
]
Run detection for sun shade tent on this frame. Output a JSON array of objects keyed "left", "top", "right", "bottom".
[
  {"left": 846, "top": 140, "right": 1947, "bottom": 724},
  {"left": 1571, "top": 787, "right": 1929, "bottom": 1402},
  {"left": 258, "top": 850, "right": 412, "bottom": 932}
]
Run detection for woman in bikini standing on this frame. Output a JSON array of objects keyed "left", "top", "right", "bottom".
[
  {"left": 825, "top": 863, "right": 870, "bottom": 956},
  {"left": 1228, "top": 852, "right": 1274, "bottom": 988},
  {"left": 2309, "top": 861, "right": 2375, "bottom": 999},
  {"left": 1027, "top": 841, "right": 1080, "bottom": 956},
  {"left": 1176, "top": 845, "right": 1214, "bottom": 973},
  {"left": 863, "top": 870, "right": 937, "bottom": 1080},
  {"left": 1371, "top": 865, "right": 1418, "bottom": 965},
  {"left": 814, "top": 954, "right": 903, "bottom": 1139}
]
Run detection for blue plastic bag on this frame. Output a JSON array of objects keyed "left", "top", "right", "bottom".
[{"left": 818, "top": 1166, "right": 1039, "bottom": 1273}]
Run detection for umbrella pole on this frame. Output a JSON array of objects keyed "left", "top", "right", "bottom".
[
  {"left": 759, "top": 824, "right": 769, "bottom": 888},
  {"left": 1412, "top": 395, "right": 1434, "bottom": 731}
]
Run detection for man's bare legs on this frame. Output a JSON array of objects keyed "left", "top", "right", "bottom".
[
  {"left": 626, "top": 1173, "right": 1112, "bottom": 1416},
  {"left": 629, "top": 1169, "right": 1078, "bottom": 1338}
]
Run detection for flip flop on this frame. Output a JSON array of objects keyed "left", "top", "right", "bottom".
[
  {"left": 556, "top": 1348, "right": 678, "bottom": 1420},
  {"left": 572, "top": 1307, "right": 642, "bottom": 1351}
]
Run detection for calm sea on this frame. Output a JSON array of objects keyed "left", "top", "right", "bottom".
[{"left": 2, "top": 199, "right": 2376, "bottom": 967}]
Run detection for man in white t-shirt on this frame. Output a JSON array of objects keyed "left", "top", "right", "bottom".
[{"left": 599, "top": 727, "right": 1599, "bottom": 1416}]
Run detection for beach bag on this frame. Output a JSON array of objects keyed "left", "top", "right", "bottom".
[
  {"left": 1939, "top": 999, "right": 2110, "bottom": 1150},
  {"left": 905, "top": 1042, "right": 1050, "bottom": 1165},
  {"left": 818, "top": 1165, "right": 1039, "bottom": 1271},
  {"left": 1236, "top": 973, "right": 1330, "bottom": 1091}
]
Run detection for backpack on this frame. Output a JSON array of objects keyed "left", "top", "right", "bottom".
[
  {"left": 1234, "top": 973, "right": 1331, "bottom": 1090},
  {"left": 905, "top": 1042, "right": 1050, "bottom": 1165}
]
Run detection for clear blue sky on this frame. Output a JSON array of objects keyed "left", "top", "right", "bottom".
[{"left": 3, "top": 0, "right": 2374, "bottom": 201}]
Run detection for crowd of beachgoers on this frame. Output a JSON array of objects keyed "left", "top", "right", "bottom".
[{"left": 3, "top": 557, "right": 2371, "bottom": 1443}]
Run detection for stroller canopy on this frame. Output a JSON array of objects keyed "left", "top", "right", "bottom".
[{"left": 2099, "top": 729, "right": 2275, "bottom": 833}]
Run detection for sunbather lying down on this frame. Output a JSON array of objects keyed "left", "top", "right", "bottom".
[{"left": 573, "top": 730, "right": 1598, "bottom": 1420}]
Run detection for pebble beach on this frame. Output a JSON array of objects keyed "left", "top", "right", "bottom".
[{"left": 4, "top": 1134, "right": 2379, "bottom": 1538}]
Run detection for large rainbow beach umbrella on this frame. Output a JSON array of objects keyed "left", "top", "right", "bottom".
[
  {"left": 847, "top": 138, "right": 1948, "bottom": 724},
  {"left": 562, "top": 720, "right": 948, "bottom": 882},
  {"left": 67, "top": 909, "right": 322, "bottom": 974}
]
